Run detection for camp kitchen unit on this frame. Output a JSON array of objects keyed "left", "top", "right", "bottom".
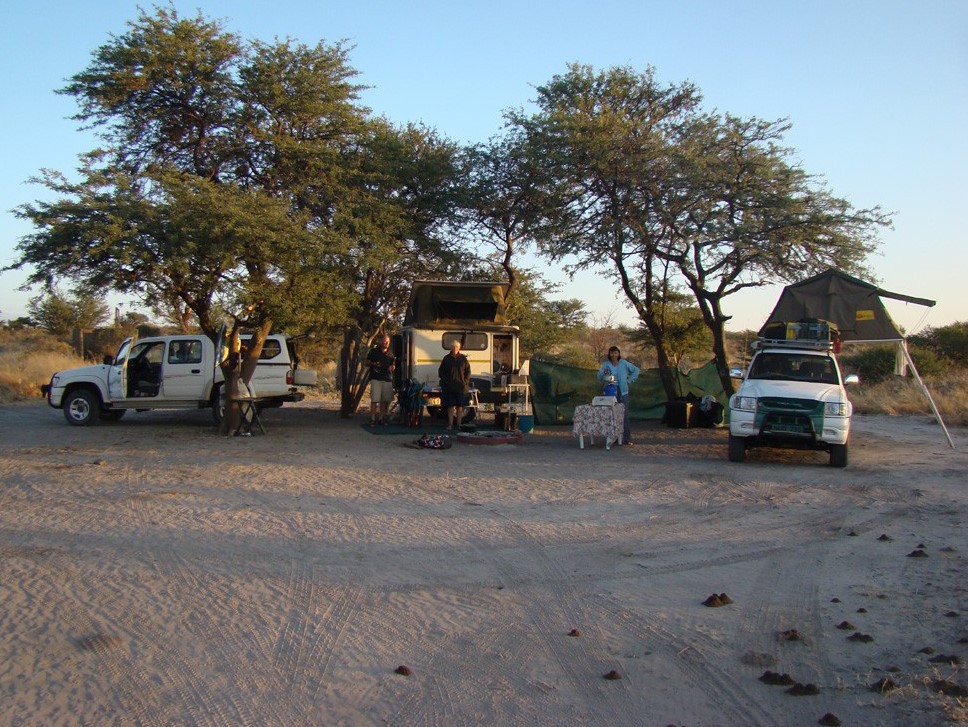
[{"left": 396, "top": 280, "right": 528, "bottom": 425}]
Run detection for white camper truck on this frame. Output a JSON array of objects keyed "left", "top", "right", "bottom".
[{"left": 397, "top": 280, "right": 524, "bottom": 423}]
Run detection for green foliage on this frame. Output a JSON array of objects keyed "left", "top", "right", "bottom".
[
  {"left": 532, "top": 345, "right": 598, "bottom": 369},
  {"left": 840, "top": 345, "right": 898, "bottom": 384},
  {"left": 624, "top": 291, "right": 711, "bottom": 369},
  {"left": 29, "top": 288, "right": 110, "bottom": 339},
  {"left": 909, "top": 321, "right": 968, "bottom": 366},
  {"left": 504, "top": 272, "right": 588, "bottom": 359},
  {"left": 507, "top": 62, "right": 891, "bottom": 398},
  {"left": 842, "top": 343, "right": 950, "bottom": 385},
  {"left": 1, "top": 317, "right": 36, "bottom": 331},
  {"left": 11, "top": 6, "right": 470, "bottom": 417},
  {"left": 906, "top": 344, "right": 949, "bottom": 378}
]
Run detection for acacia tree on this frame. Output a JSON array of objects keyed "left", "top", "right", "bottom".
[
  {"left": 462, "top": 130, "right": 561, "bottom": 297},
  {"left": 11, "top": 8, "right": 342, "bottom": 343},
  {"left": 510, "top": 64, "right": 702, "bottom": 398},
  {"left": 514, "top": 64, "right": 890, "bottom": 398},
  {"left": 330, "top": 121, "right": 467, "bottom": 417},
  {"left": 29, "top": 287, "right": 110, "bottom": 357},
  {"left": 658, "top": 113, "right": 890, "bottom": 392},
  {"left": 11, "top": 8, "right": 472, "bottom": 421}
]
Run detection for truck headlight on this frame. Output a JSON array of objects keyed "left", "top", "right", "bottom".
[
  {"left": 731, "top": 395, "right": 757, "bottom": 412},
  {"left": 824, "top": 401, "right": 848, "bottom": 417}
]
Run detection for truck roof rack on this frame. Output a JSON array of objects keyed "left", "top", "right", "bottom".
[{"left": 753, "top": 338, "right": 834, "bottom": 352}]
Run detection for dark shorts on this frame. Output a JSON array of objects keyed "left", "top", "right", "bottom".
[{"left": 441, "top": 389, "right": 469, "bottom": 408}]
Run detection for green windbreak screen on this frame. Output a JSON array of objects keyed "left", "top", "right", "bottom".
[{"left": 529, "top": 359, "right": 728, "bottom": 425}]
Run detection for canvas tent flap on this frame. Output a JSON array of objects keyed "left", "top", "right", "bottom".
[
  {"left": 404, "top": 281, "right": 511, "bottom": 327},
  {"left": 758, "top": 269, "right": 935, "bottom": 342}
]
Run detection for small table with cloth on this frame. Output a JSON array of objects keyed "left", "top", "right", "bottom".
[{"left": 572, "top": 403, "right": 624, "bottom": 450}]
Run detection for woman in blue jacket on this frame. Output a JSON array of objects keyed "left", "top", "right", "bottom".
[{"left": 597, "top": 346, "right": 640, "bottom": 445}]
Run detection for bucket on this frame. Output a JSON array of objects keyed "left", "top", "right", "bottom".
[{"left": 517, "top": 415, "right": 534, "bottom": 433}]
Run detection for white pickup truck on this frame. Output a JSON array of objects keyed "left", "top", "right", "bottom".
[
  {"left": 42, "top": 333, "right": 317, "bottom": 426},
  {"left": 728, "top": 331, "right": 857, "bottom": 467}
]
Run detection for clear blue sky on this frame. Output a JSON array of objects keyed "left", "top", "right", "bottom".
[{"left": 2, "top": 0, "right": 965, "bottom": 333}]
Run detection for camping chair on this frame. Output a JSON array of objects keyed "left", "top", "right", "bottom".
[
  {"left": 232, "top": 380, "right": 265, "bottom": 436},
  {"left": 532, "top": 371, "right": 576, "bottom": 422},
  {"left": 400, "top": 378, "right": 425, "bottom": 428}
]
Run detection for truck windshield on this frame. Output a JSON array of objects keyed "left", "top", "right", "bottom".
[{"left": 749, "top": 353, "right": 839, "bottom": 384}]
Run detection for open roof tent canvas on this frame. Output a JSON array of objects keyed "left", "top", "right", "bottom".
[
  {"left": 759, "top": 269, "right": 952, "bottom": 448},
  {"left": 758, "top": 268, "right": 935, "bottom": 343},
  {"left": 403, "top": 281, "right": 512, "bottom": 328}
]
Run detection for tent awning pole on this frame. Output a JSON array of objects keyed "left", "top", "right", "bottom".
[{"left": 900, "top": 340, "right": 955, "bottom": 449}]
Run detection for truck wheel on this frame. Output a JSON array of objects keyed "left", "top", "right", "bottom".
[
  {"left": 63, "top": 389, "right": 101, "bottom": 426},
  {"left": 727, "top": 435, "right": 746, "bottom": 463},
  {"left": 100, "top": 410, "right": 126, "bottom": 422},
  {"left": 829, "top": 443, "right": 848, "bottom": 468}
]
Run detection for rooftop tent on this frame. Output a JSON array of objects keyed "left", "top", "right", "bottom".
[
  {"left": 759, "top": 269, "right": 952, "bottom": 448},
  {"left": 403, "top": 281, "right": 512, "bottom": 327},
  {"left": 758, "top": 268, "right": 935, "bottom": 343}
]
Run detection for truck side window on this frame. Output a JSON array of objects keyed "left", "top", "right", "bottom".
[
  {"left": 168, "top": 340, "right": 202, "bottom": 364},
  {"left": 259, "top": 340, "right": 283, "bottom": 360}
]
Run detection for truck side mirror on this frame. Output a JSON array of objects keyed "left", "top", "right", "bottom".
[
  {"left": 844, "top": 373, "right": 860, "bottom": 385},
  {"left": 103, "top": 354, "right": 114, "bottom": 365}
]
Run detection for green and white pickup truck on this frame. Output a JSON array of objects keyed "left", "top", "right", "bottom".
[
  {"left": 728, "top": 331, "right": 858, "bottom": 468},
  {"left": 42, "top": 333, "right": 316, "bottom": 426}
]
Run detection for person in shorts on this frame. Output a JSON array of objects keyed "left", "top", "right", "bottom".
[
  {"left": 366, "top": 335, "right": 396, "bottom": 425},
  {"left": 438, "top": 340, "right": 471, "bottom": 430}
]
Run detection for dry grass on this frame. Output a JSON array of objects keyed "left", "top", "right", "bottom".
[
  {"left": 0, "top": 330, "right": 84, "bottom": 402},
  {"left": 849, "top": 371, "right": 968, "bottom": 427}
]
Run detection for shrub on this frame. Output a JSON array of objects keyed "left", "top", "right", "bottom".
[
  {"left": 841, "top": 343, "right": 950, "bottom": 385},
  {"left": 840, "top": 345, "right": 898, "bottom": 384},
  {"left": 909, "top": 321, "right": 968, "bottom": 363}
]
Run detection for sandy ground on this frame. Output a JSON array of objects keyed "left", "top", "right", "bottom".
[{"left": 0, "top": 399, "right": 966, "bottom": 727}]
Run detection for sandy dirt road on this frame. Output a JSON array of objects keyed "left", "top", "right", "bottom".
[{"left": 0, "top": 399, "right": 965, "bottom": 726}]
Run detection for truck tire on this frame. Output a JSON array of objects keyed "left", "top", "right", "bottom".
[
  {"left": 829, "top": 443, "right": 848, "bottom": 468},
  {"left": 211, "top": 383, "right": 224, "bottom": 426},
  {"left": 727, "top": 434, "right": 746, "bottom": 463},
  {"left": 63, "top": 389, "right": 101, "bottom": 426}
]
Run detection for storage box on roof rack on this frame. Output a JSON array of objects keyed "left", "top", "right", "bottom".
[{"left": 761, "top": 318, "right": 839, "bottom": 342}]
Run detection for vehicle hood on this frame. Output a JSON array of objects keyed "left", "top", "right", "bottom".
[
  {"left": 738, "top": 379, "right": 846, "bottom": 403},
  {"left": 54, "top": 364, "right": 112, "bottom": 380}
]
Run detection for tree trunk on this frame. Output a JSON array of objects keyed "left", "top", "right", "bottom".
[
  {"left": 339, "top": 325, "right": 369, "bottom": 418},
  {"left": 691, "top": 289, "right": 737, "bottom": 397},
  {"left": 615, "top": 257, "right": 681, "bottom": 401},
  {"left": 709, "top": 321, "right": 736, "bottom": 397},
  {"left": 218, "top": 321, "right": 272, "bottom": 435},
  {"left": 652, "top": 342, "right": 681, "bottom": 401}
]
